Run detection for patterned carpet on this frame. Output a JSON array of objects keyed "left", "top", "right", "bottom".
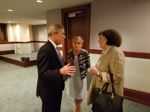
[{"left": 0, "top": 60, "right": 150, "bottom": 112}]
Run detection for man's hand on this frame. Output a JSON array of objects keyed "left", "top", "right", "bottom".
[{"left": 60, "top": 63, "right": 76, "bottom": 76}]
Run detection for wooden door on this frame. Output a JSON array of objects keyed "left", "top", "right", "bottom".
[{"left": 61, "top": 4, "right": 91, "bottom": 60}]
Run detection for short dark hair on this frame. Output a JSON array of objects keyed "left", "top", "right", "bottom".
[{"left": 98, "top": 29, "right": 122, "bottom": 47}]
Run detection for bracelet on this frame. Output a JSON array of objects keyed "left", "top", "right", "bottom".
[{"left": 97, "top": 71, "right": 100, "bottom": 76}]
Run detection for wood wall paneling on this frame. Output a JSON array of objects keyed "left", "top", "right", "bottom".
[{"left": 0, "top": 24, "right": 7, "bottom": 41}]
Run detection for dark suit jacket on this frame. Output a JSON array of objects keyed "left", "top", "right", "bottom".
[{"left": 36, "top": 41, "right": 65, "bottom": 102}]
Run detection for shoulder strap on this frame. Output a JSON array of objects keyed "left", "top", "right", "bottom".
[{"left": 109, "top": 71, "right": 116, "bottom": 94}]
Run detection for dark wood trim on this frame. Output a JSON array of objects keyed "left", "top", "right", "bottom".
[
  {"left": 89, "top": 49, "right": 150, "bottom": 59},
  {"left": 0, "top": 41, "right": 46, "bottom": 44},
  {"left": 89, "top": 49, "right": 102, "bottom": 54},
  {"left": 123, "top": 51, "right": 150, "bottom": 59},
  {"left": 0, "top": 24, "right": 8, "bottom": 41},
  {"left": 0, "top": 41, "right": 14, "bottom": 44},
  {"left": 124, "top": 88, "right": 150, "bottom": 106},
  {"left": 31, "top": 41, "right": 46, "bottom": 43},
  {"left": 0, "top": 50, "right": 15, "bottom": 55},
  {"left": 12, "top": 41, "right": 31, "bottom": 43},
  {"left": 0, "top": 56, "right": 36, "bottom": 67},
  {"left": 0, "top": 41, "right": 31, "bottom": 44}
]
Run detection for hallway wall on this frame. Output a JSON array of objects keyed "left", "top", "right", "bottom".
[
  {"left": 45, "top": 0, "right": 150, "bottom": 94},
  {"left": 90, "top": 0, "right": 150, "bottom": 52}
]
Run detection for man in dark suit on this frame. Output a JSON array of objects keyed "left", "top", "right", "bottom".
[{"left": 36, "top": 24, "right": 76, "bottom": 112}]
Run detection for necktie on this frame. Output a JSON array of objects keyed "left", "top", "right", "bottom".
[
  {"left": 56, "top": 47, "right": 68, "bottom": 81},
  {"left": 56, "top": 47, "right": 64, "bottom": 66}
]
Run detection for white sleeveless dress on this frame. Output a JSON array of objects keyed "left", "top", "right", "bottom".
[{"left": 67, "top": 56, "right": 87, "bottom": 99}]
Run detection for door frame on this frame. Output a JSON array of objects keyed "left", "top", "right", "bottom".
[{"left": 61, "top": 4, "right": 91, "bottom": 60}]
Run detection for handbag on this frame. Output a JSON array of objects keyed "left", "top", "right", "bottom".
[{"left": 92, "top": 73, "right": 123, "bottom": 112}]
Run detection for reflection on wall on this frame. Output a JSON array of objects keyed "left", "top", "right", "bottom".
[
  {"left": 7, "top": 24, "right": 32, "bottom": 54},
  {"left": 32, "top": 24, "right": 47, "bottom": 41},
  {"left": 15, "top": 24, "right": 20, "bottom": 41},
  {"left": 32, "top": 24, "right": 47, "bottom": 51}
]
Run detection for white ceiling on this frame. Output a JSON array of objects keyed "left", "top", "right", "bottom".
[{"left": 0, "top": 0, "right": 94, "bottom": 25}]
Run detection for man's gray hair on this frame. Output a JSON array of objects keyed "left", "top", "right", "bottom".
[{"left": 48, "top": 24, "right": 64, "bottom": 36}]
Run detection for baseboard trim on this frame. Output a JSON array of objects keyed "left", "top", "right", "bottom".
[
  {"left": 0, "top": 56, "right": 36, "bottom": 67},
  {"left": 124, "top": 88, "right": 150, "bottom": 106},
  {"left": 0, "top": 50, "right": 15, "bottom": 55}
]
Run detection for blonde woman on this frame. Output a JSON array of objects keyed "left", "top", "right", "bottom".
[{"left": 67, "top": 36, "right": 90, "bottom": 112}]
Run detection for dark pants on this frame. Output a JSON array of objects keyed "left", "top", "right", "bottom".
[{"left": 41, "top": 91, "right": 62, "bottom": 112}]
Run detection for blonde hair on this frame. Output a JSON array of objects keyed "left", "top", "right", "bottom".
[{"left": 72, "top": 36, "right": 84, "bottom": 43}]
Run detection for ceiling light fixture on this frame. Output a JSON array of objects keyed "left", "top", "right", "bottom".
[
  {"left": 36, "top": 0, "right": 43, "bottom": 3},
  {"left": 8, "top": 9, "right": 13, "bottom": 12}
]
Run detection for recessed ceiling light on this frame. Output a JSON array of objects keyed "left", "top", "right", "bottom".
[
  {"left": 8, "top": 9, "right": 13, "bottom": 12},
  {"left": 8, "top": 21, "right": 12, "bottom": 23},
  {"left": 36, "top": 0, "right": 43, "bottom": 3}
]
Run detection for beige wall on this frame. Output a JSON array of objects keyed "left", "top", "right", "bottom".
[
  {"left": 90, "top": 0, "right": 150, "bottom": 52},
  {"left": 0, "top": 44, "right": 14, "bottom": 51},
  {"left": 46, "top": 9, "right": 61, "bottom": 25}
]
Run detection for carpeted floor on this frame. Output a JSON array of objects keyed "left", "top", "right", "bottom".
[{"left": 0, "top": 60, "right": 150, "bottom": 112}]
